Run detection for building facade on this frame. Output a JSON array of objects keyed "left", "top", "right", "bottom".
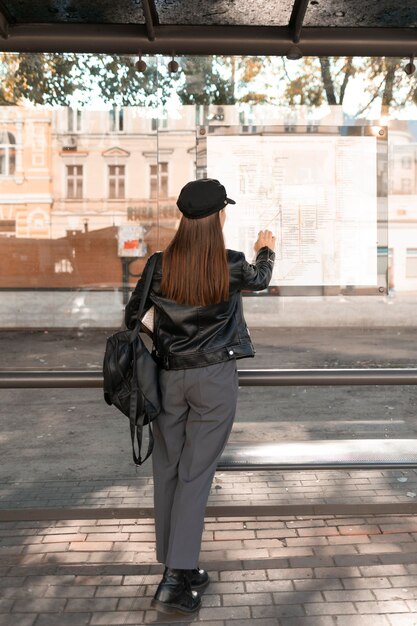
[
  {"left": 1, "top": 106, "right": 417, "bottom": 292},
  {"left": 0, "top": 106, "right": 52, "bottom": 238}
]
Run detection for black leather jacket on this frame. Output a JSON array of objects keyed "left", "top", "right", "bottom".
[{"left": 125, "top": 246, "right": 275, "bottom": 370}]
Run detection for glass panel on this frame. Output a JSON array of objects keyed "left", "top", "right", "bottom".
[
  {"left": 1, "top": 53, "right": 417, "bottom": 513},
  {"left": 0, "top": 52, "right": 159, "bottom": 303}
]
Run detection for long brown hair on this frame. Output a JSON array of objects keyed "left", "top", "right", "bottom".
[{"left": 161, "top": 211, "right": 229, "bottom": 306}]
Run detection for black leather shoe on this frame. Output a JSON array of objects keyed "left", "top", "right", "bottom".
[
  {"left": 184, "top": 567, "right": 210, "bottom": 591},
  {"left": 151, "top": 568, "right": 201, "bottom": 615}
]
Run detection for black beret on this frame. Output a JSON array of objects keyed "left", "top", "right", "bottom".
[{"left": 177, "top": 178, "right": 236, "bottom": 219}]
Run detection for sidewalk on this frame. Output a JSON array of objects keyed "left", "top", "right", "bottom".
[
  {"left": 2, "top": 468, "right": 417, "bottom": 511},
  {"left": 1, "top": 509, "right": 417, "bottom": 625}
]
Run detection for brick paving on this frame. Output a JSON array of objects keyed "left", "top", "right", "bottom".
[
  {"left": 1, "top": 509, "right": 417, "bottom": 625},
  {"left": 2, "top": 469, "right": 417, "bottom": 510}
]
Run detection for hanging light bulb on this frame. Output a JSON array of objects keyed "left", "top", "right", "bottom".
[
  {"left": 168, "top": 55, "right": 179, "bottom": 73},
  {"left": 135, "top": 55, "right": 147, "bottom": 73},
  {"left": 404, "top": 55, "right": 415, "bottom": 76},
  {"left": 285, "top": 45, "right": 303, "bottom": 60}
]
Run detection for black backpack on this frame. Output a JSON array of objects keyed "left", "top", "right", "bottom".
[{"left": 103, "top": 254, "right": 161, "bottom": 465}]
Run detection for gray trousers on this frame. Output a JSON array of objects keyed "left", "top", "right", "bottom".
[{"left": 152, "top": 359, "right": 238, "bottom": 569}]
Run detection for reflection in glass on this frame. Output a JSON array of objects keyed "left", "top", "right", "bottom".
[
  {"left": 0, "top": 54, "right": 415, "bottom": 330},
  {"left": 67, "top": 108, "right": 82, "bottom": 132},
  {"left": 66, "top": 164, "right": 83, "bottom": 199},
  {"left": 406, "top": 249, "right": 417, "bottom": 278},
  {"left": 108, "top": 165, "right": 125, "bottom": 199},
  {"left": 150, "top": 162, "right": 169, "bottom": 198},
  {"left": 1, "top": 55, "right": 417, "bottom": 498},
  {"left": 109, "top": 107, "right": 124, "bottom": 132},
  {"left": 0, "top": 130, "right": 16, "bottom": 175}
]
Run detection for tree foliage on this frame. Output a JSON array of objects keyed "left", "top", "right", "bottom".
[
  {"left": 363, "top": 57, "right": 415, "bottom": 115},
  {"left": 0, "top": 52, "right": 416, "bottom": 116},
  {"left": 0, "top": 53, "right": 82, "bottom": 105},
  {"left": 176, "top": 56, "right": 236, "bottom": 105},
  {"left": 282, "top": 57, "right": 325, "bottom": 106}
]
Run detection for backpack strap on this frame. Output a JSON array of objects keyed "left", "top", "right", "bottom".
[
  {"left": 130, "top": 409, "right": 154, "bottom": 466},
  {"left": 133, "top": 252, "right": 160, "bottom": 332},
  {"left": 129, "top": 252, "right": 160, "bottom": 465},
  {"left": 129, "top": 341, "right": 155, "bottom": 466}
]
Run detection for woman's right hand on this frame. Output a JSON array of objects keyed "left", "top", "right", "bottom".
[{"left": 254, "top": 230, "right": 276, "bottom": 253}]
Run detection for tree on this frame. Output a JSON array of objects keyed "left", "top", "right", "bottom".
[
  {"left": 90, "top": 55, "right": 179, "bottom": 107},
  {"left": 176, "top": 56, "right": 236, "bottom": 105},
  {"left": 0, "top": 52, "right": 178, "bottom": 107},
  {"left": 0, "top": 52, "right": 415, "bottom": 116},
  {"left": 0, "top": 53, "right": 85, "bottom": 105},
  {"left": 319, "top": 57, "right": 355, "bottom": 106},
  {"left": 362, "top": 57, "right": 415, "bottom": 117},
  {"left": 317, "top": 56, "right": 417, "bottom": 117},
  {"left": 280, "top": 56, "right": 356, "bottom": 108},
  {"left": 283, "top": 59, "right": 322, "bottom": 106}
]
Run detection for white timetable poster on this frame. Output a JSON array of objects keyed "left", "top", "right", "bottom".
[{"left": 206, "top": 134, "right": 378, "bottom": 286}]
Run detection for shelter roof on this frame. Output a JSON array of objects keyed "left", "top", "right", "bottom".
[{"left": 0, "top": 0, "right": 415, "bottom": 56}]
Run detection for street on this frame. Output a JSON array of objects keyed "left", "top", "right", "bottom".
[{"left": 1, "top": 327, "right": 417, "bottom": 487}]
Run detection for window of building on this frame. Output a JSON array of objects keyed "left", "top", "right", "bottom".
[
  {"left": 109, "top": 165, "right": 125, "bottom": 199},
  {"left": 128, "top": 206, "right": 153, "bottom": 221},
  {"left": 66, "top": 165, "right": 83, "bottom": 199},
  {"left": 0, "top": 219, "right": 15, "bottom": 234},
  {"left": 29, "top": 211, "right": 47, "bottom": 229},
  {"left": 67, "top": 108, "right": 82, "bottom": 132},
  {"left": 150, "top": 162, "right": 169, "bottom": 199},
  {"left": 109, "top": 107, "right": 124, "bottom": 132},
  {"left": 406, "top": 249, "right": 417, "bottom": 278},
  {"left": 401, "top": 178, "right": 412, "bottom": 194},
  {"left": 0, "top": 131, "right": 16, "bottom": 176},
  {"left": 160, "top": 162, "right": 168, "bottom": 197},
  {"left": 150, "top": 165, "right": 158, "bottom": 198},
  {"left": 401, "top": 156, "right": 413, "bottom": 169},
  {"left": 151, "top": 117, "right": 168, "bottom": 131}
]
